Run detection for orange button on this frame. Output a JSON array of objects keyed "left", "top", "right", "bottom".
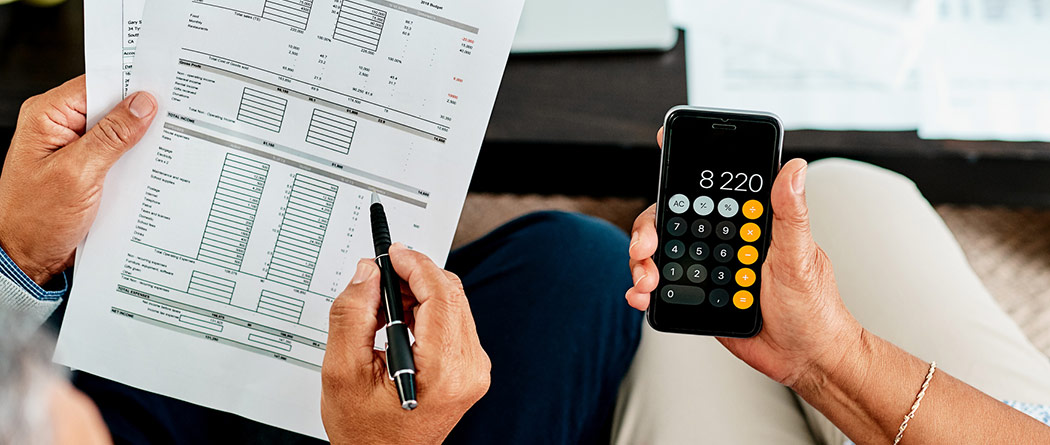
[
  {"left": 741, "top": 223, "right": 761, "bottom": 243},
  {"left": 733, "top": 290, "right": 754, "bottom": 309},
  {"left": 735, "top": 267, "right": 756, "bottom": 288},
  {"left": 742, "top": 200, "right": 764, "bottom": 220},
  {"left": 738, "top": 245, "right": 759, "bottom": 265}
]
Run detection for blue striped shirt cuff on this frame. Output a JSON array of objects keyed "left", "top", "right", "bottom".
[{"left": 0, "top": 245, "right": 67, "bottom": 301}]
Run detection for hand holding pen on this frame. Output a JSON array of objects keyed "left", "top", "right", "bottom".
[{"left": 319, "top": 193, "right": 492, "bottom": 444}]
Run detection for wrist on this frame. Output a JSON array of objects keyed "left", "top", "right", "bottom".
[
  {"left": 791, "top": 323, "right": 873, "bottom": 402},
  {"left": 0, "top": 234, "right": 56, "bottom": 286}
]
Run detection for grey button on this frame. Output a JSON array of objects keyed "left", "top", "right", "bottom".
[
  {"left": 688, "top": 241, "right": 710, "bottom": 261},
  {"left": 664, "top": 240, "right": 685, "bottom": 259},
  {"left": 669, "top": 194, "right": 690, "bottom": 214},
  {"left": 686, "top": 264, "right": 707, "bottom": 283},
  {"left": 663, "top": 262, "right": 684, "bottom": 281},
  {"left": 711, "top": 266, "right": 732, "bottom": 285},
  {"left": 691, "top": 219, "right": 712, "bottom": 238},
  {"left": 718, "top": 198, "right": 739, "bottom": 218},
  {"left": 716, "top": 221, "right": 737, "bottom": 240},
  {"left": 660, "top": 285, "right": 706, "bottom": 305},
  {"left": 693, "top": 196, "right": 714, "bottom": 216},
  {"left": 709, "top": 289, "right": 729, "bottom": 307},
  {"left": 714, "top": 244, "right": 735, "bottom": 263},
  {"left": 666, "top": 217, "right": 688, "bottom": 236}
]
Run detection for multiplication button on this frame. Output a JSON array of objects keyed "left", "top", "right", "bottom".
[
  {"left": 669, "top": 194, "right": 690, "bottom": 214},
  {"left": 667, "top": 217, "right": 688, "bottom": 236},
  {"left": 659, "top": 285, "right": 706, "bottom": 305},
  {"left": 741, "top": 223, "right": 761, "bottom": 243}
]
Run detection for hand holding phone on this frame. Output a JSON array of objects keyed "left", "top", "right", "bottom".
[{"left": 626, "top": 119, "right": 864, "bottom": 385}]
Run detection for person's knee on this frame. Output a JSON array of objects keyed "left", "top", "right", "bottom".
[
  {"left": 510, "top": 211, "right": 630, "bottom": 265},
  {"left": 808, "top": 158, "right": 919, "bottom": 196}
]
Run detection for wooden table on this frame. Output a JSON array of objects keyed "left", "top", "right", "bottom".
[{"left": 3, "top": 1, "right": 1050, "bottom": 206}]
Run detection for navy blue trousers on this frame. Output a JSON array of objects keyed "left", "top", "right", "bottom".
[{"left": 73, "top": 211, "right": 643, "bottom": 444}]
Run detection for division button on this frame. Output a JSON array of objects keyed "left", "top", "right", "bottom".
[
  {"left": 733, "top": 290, "right": 754, "bottom": 309},
  {"left": 742, "top": 200, "right": 764, "bottom": 220},
  {"left": 669, "top": 194, "right": 690, "bottom": 214},
  {"left": 718, "top": 197, "right": 739, "bottom": 218},
  {"left": 667, "top": 217, "right": 688, "bottom": 236},
  {"left": 735, "top": 267, "right": 756, "bottom": 288},
  {"left": 738, "top": 245, "right": 759, "bottom": 265},
  {"left": 708, "top": 289, "right": 729, "bottom": 307},
  {"left": 741, "top": 223, "right": 761, "bottom": 243},
  {"left": 693, "top": 196, "right": 714, "bottom": 216},
  {"left": 691, "top": 219, "right": 712, "bottom": 239},
  {"left": 716, "top": 221, "right": 737, "bottom": 240},
  {"left": 686, "top": 264, "right": 708, "bottom": 283},
  {"left": 714, "top": 244, "right": 735, "bottom": 263},
  {"left": 688, "top": 241, "right": 710, "bottom": 261},
  {"left": 663, "top": 262, "right": 684, "bottom": 281},
  {"left": 665, "top": 240, "right": 685, "bottom": 259},
  {"left": 660, "top": 285, "right": 706, "bottom": 305},
  {"left": 711, "top": 266, "right": 732, "bottom": 285}
]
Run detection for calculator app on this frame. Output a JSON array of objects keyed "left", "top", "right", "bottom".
[{"left": 650, "top": 111, "right": 780, "bottom": 337}]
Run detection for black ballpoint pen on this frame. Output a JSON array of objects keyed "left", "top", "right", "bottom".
[{"left": 369, "top": 191, "right": 419, "bottom": 410}]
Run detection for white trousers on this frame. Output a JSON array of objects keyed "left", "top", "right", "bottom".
[{"left": 611, "top": 159, "right": 1050, "bottom": 444}]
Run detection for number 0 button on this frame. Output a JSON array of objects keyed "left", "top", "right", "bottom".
[{"left": 663, "top": 262, "right": 683, "bottom": 281}]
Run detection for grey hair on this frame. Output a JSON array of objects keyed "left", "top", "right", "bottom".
[{"left": 0, "top": 314, "right": 60, "bottom": 445}]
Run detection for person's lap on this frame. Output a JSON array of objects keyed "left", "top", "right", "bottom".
[
  {"left": 72, "top": 211, "right": 641, "bottom": 444},
  {"left": 611, "top": 158, "right": 1050, "bottom": 445}
]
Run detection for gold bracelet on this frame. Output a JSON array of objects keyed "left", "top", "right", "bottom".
[{"left": 894, "top": 361, "right": 937, "bottom": 445}]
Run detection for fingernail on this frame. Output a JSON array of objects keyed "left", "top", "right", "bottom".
[
  {"left": 129, "top": 93, "right": 155, "bottom": 119},
  {"left": 632, "top": 265, "right": 647, "bottom": 286},
  {"left": 351, "top": 260, "right": 373, "bottom": 285},
  {"left": 792, "top": 162, "right": 808, "bottom": 196},
  {"left": 629, "top": 231, "right": 640, "bottom": 251}
]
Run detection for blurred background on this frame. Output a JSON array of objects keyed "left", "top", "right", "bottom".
[{"left": 2, "top": 0, "right": 1050, "bottom": 353}]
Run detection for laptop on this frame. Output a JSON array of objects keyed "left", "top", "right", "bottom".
[{"left": 511, "top": 0, "right": 678, "bottom": 54}]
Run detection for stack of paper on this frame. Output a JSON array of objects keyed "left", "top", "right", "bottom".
[
  {"left": 59, "top": 0, "right": 523, "bottom": 439},
  {"left": 672, "top": 0, "right": 1050, "bottom": 142}
]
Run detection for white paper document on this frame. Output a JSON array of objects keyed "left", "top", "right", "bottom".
[
  {"left": 58, "top": 0, "right": 523, "bottom": 438},
  {"left": 919, "top": 0, "right": 1050, "bottom": 141},
  {"left": 84, "top": 0, "right": 145, "bottom": 127},
  {"left": 669, "top": 0, "right": 930, "bottom": 131}
]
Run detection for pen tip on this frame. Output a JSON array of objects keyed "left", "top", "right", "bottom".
[{"left": 371, "top": 191, "right": 381, "bottom": 205}]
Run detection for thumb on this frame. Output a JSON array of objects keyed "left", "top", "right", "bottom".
[
  {"left": 71, "top": 91, "right": 157, "bottom": 174},
  {"left": 327, "top": 259, "right": 383, "bottom": 367},
  {"left": 769, "top": 159, "right": 817, "bottom": 267}
]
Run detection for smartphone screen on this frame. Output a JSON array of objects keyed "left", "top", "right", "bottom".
[{"left": 647, "top": 107, "right": 782, "bottom": 337}]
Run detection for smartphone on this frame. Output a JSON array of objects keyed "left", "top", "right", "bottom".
[{"left": 647, "top": 106, "right": 783, "bottom": 337}]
